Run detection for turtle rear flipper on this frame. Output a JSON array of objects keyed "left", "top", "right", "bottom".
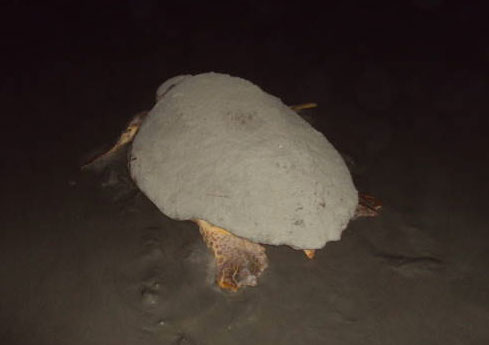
[
  {"left": 354, "top": 193, "right": 382, "bottom": 218},
  {"left": 195, "top": 219, "right": 268, "bottom": 292},
  {"left": 81, "top": 111, "right": 148, "bottom": 170}
]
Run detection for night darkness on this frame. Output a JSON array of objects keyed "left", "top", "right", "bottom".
[{"left": 1, "top": 1, "right": 489, "bottom": 344}]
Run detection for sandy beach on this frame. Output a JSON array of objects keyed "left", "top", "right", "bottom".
[{"left": 1, "top": 1, "right": 488, "bottom": 344}]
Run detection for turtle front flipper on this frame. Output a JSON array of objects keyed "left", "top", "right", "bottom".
[
  {"left": 82, "top": 111, "right": 148, "bottom": 169},
  {"left": 289, "top": 102, "right": 318, "bottom": 111},
  {"left": 195, "top": 219, "right": 268, "bottom": 292}
]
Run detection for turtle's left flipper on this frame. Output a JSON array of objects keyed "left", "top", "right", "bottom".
[
  {"left": 354, "top": 193, "right": 382, "bottom": 219},
  {"left": 81, "top": 111, "right": 148, "bottom": 169}
]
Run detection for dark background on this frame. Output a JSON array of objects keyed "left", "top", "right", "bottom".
[
  {"left": 2, "top": 0, "right": 488, "bottom": 144},
  {"left": 2, "top": 0, "right": 488, "bottom": 164}
]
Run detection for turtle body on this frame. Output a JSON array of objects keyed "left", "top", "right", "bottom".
[{"left": 85, "top": 72, "right": 381, "bottom": 292}]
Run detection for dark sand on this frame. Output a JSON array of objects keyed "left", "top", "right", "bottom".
[{"left": 1, "top": 2, "right": 488, "bottom": 344}]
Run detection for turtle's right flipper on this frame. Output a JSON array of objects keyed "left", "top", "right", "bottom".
[{"left": 81, "top": 111, "right": 148, "bottom": 170}]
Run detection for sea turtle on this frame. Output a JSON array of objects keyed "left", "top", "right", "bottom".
[{"left": 84, "top": 73, "right": 381, "bottom": 292}]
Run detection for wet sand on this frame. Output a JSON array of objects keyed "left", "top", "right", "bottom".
[{"left": 1, "top": 2, "right": 488, "bottom": 344}]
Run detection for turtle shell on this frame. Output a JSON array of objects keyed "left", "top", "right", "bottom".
[{"left": 130, "top": 73, "right": 358, "bottom": 249}]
